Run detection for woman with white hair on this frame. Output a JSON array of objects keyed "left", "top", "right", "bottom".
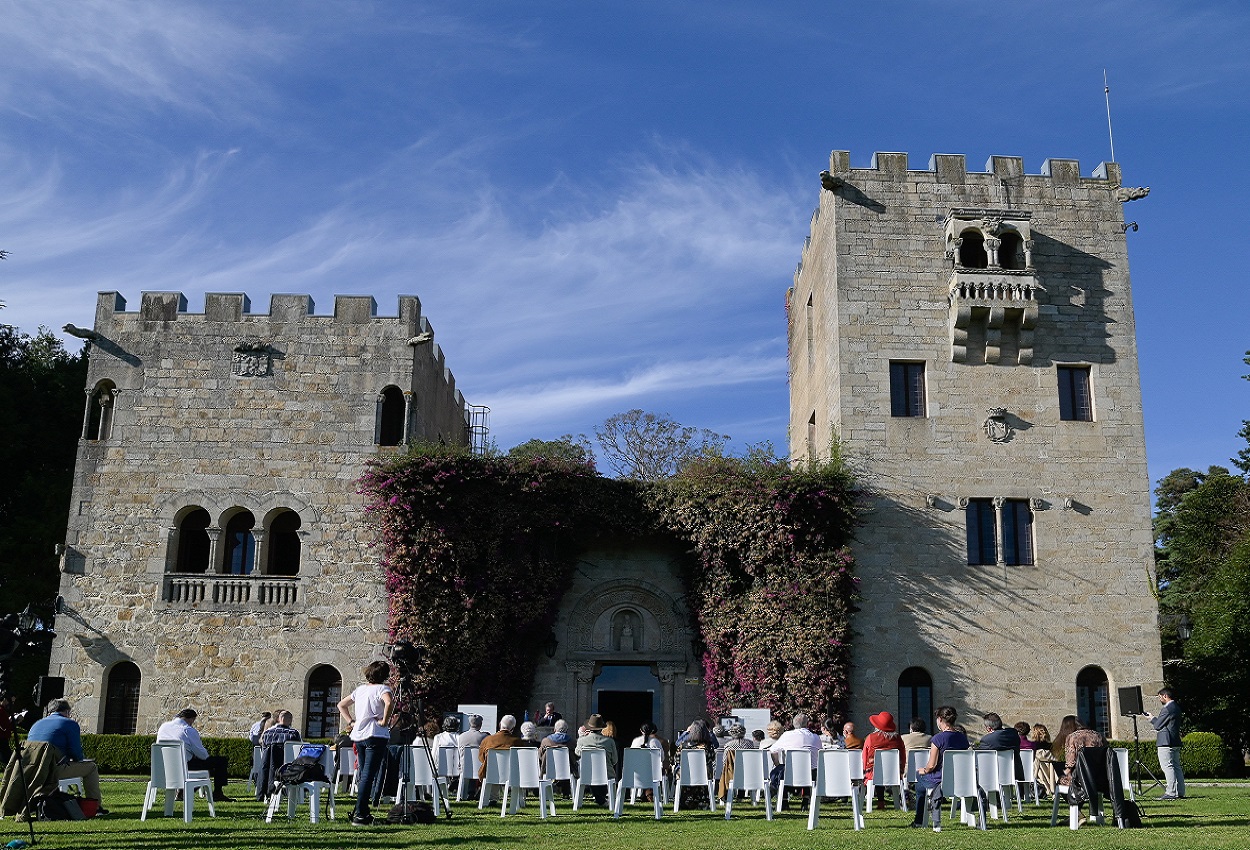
[{"left": 861, "top": 711, "right": 906, "bottom": 806}]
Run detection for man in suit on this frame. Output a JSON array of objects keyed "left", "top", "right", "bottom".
[
  {"left": 976, "top": 712, "right": 1022, "bottom": 781},
  {"left": 1145, "top": 687, "right": 1184, "bottom": 800}
]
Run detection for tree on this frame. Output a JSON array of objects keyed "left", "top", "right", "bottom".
[
  {"left": 593, "top": 410, "right": 728, "bottom": 481},
  {"left": 1236, "top": 351, "right": 1250, "bottom": 476},
  {"left": 507, "top": 435, "right": 595, "bottom": 468},
  {"left": 0, "top": 325, "right": 86, "bottom": 706}
]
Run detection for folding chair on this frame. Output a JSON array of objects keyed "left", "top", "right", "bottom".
[
  {"left": 809, "top": 749, "right": 862, "bottom": 830},
  {"left": 572, "top": 748, "right": 616, "bottom": 813},
  {"left": 723, "top": 749, "right": 772, "bottom": 821},
  {"left": 614, "top": 747, "right": 663, "bottom": 819},
  {"left": 502, "top": 747, "right": 554, "bottom": 818},
  {"left": 265, "top": 745, "right": 335, "bottom": 823},
  {"left": 141, "top": 741, "right": 215, "bottom": 823},
  {"left": 673, "top": 749, "right": 716, "bottom": 812},
  {"left": 865, "top": 748, "right": 904, "bottom": 811}
]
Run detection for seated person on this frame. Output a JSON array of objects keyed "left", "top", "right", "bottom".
[
  {"left": 911, "top": 705, "right": 969, "bottom": 831},
  {"left": 574, "top": 714, "right": 619, "bottom": 805},
  {"left": 157, "top": 708, "right": 232, "bottom": 801},
  {"left": 861, "top": 711, "right": 906, "bottom": 803},
  {"left": 25, "top": 699, "right": 106, "bottom": 813},
  {"left": 901, "top": 717, "right": 932, "bottom": 752},
  {"left": 1059, "top": 716, "right": 1105, "bottom": 787},
  {"left": 976, "top": 711, "right": 1023, "bottom": 780},
  {"left": 842, "top": 721, "right": 863, "bottom": 750},
  {"left": 259, "top": 710, "right": 302, "bottom": 748}
]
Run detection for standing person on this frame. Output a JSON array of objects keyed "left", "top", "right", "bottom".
[
  {"left": 337, "top": 660, "right": 393, "bottom": 827},
  {"left": 1145, "top": 687, "right": 1185, "bottom": 800},
  {"left": 25, "top": 699, "right": 107, "bottom": 812},
  {"left": 157, "top": 708, "right": 232, "bottom": 801},
  {"left": 910, "top": 705, "right": 969, "bottom": 831},
  {"left": 536, "top": 702, "right": 562, "bottom": 727}
]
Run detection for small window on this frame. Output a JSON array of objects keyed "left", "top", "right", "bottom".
[
  {"left": 102, "top": 661, "right": 141, "bottom": 735},
  {"left": 898, "top": 667, "right": 933, "bottom": 730},
  {"left": 1058, "top": 366, "right": 1093, "bottom": 421},
  {"left": 966, "top": 499, "right": 996, "bottom": 565},
  {"left": 889, "top": 362, "right": 926, "bottom": 417},
  {"left": 997, "top": 231, "right": 1025, "bottom": 270},
  {"left": 377, "top": 386, "right": 405, "bottom": 446},
  {"left": 958, "top": 230, "right": 988, "bottom": 268},
  {"left": 1000, "top": 499, "right": 1034, "bottom": 566},
  {"left": 223, "top": 510, "right": 256, "bottom": 575}
]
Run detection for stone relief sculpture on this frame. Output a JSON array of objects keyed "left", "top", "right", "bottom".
[{"left": 1114, "top": 186, "right": 1150, "bottom": 202}]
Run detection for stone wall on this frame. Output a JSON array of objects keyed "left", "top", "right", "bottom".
[
  {"left": 789, "top": 152, "right": 1162, "bottom": 737},
  {"left": 48, "top": 292, "right": 469, "bottom": 737}
]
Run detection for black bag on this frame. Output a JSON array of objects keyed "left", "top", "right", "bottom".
[
  {"left": 1118, "top": 798, "right": 1145, "bottom": 828},
  {"left": 37, "top": 790, "right": 85, "bottom": 821},
  {"left": 386, "top": 800, "right": 435, "bottom": 824},
  {"left": 276, "top": 744, "right": 330, "bottom": 785}
]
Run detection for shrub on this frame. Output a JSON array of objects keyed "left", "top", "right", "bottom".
[
  {"left": 1110, "top": 731, "right": 1227, "bottom": 779},
  {"left": 81, "top": 734, "right": 307, "bottom": 778}
]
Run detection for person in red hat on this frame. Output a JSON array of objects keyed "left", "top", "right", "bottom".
[{"left": 861, "top": 710, "right": 906, "bottom": 805}]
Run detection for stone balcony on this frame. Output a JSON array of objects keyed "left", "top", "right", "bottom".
[
  {"left": 162, "top": 573, "right": 300, "bottom": 609},
  {"left": 948, "top": 268, "right": 1041, "bottom": 365}
]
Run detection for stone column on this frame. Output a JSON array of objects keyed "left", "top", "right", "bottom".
[
  {"left": 992, "top": 496, "right": 1006, "bottom": 568},
  {"left": 570, "top": 662, "right": 596, "bottom": 722},
  {"left": 402, "top": 391, "right": 414, "bottom": 446},
  {"left": 80, "top": 389, "right": 93, "bottom": 439},
  {"left": 206, "top": 527, "right": 222, "bottom": 574},
  {"left": 251, "top": 530, "right": 267, "bottom": 576},
  {"left": 657, "top": 664, "right": 683, "bottom": 738},
  {"left": 374, "top": 392, "right": 385, "bottom": 445}
]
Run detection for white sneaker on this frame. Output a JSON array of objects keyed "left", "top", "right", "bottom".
[{"left": 933, "top": 825, "right": 942, "bottom": 832}]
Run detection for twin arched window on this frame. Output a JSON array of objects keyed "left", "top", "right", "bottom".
[
  {"left": 956, "top": 227, "right": 1026, "bottom": 270},
  {"left": 172, "top": 506, "right": 302, "bottom": 575}
]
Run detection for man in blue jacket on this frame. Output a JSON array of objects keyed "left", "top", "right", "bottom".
[
  {"left": 1145, "top": 687, "right": 1185, "bottom": 800},
  {"left": 26, "top": 698, "right": 105, "bottom": 810}
]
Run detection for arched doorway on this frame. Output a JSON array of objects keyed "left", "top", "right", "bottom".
[
  {"left": 102, "top": 661, "right": 141, "bottom": 734},
  {"left": 594, "top": 665, "right": 661, "bottom": 753},
  {"left": 1076, "top": 666, "right": 1110, "bottom": 737},
  {"left": 305, "top": 665, "right": 343, "bottom": 738}
]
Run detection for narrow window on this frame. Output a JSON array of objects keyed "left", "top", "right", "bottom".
[
  {"left": 806, "top": 412, "right": 816, "bottom": 459},
  {"left": 223, "top": 510, "right": 256, "bottom": 575},
  {"left": 305, "top": 665, "right": 343, "bottom": 738},
  {"left": 958, "top": 230, "right": 988, "bottom": 268},
  {"left": 805, "top": 293, "right": 815, "bottom": 369},
  {"left": 889, "top": 361, "right": 926, "bottom": 417},
  {"left": 898, "top": 667, "right": 933, "bottom": 730},
  {"left": 1000, "top": 499, "right": 1034, "bottom": 566},
  {"left": 1076, "top": 666, "right": 1110, "bottom": 737},
  {"left": 175, "top": 508, "right": 211, "bottom": 573},
  {"left": 998, "top": 231, "right": 1024, "bottom": 270},
  {"left": 84, "top": 380, "right": 117, "bottom": 441},
  {"left": 1058, "top": 366, "right": 1093, "bottom": 421},
  {"left": 377, "top": 386, "right": 405, "bottom": 446},
  {"left": 966, "top": 499, "right": 996, "bottom": 565},
  {"left": 266, "top": 510, "right": 302, "bottom": 576},
  {"left": 102, "top": 661, "right": 141, "bottom": 735}
]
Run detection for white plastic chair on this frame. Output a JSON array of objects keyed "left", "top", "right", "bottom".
[
  {"left": 544, "top": 746, "right": 573, "bottom": 789},
  {"left": 614, "top": 748, "right": 663, "bottom": 819},
  {"left": 1017, "top": 748, "right": 1039, "bottom": 804},
  {"left": 808, "top": 749, "right": 862, "bottom": 830},
  {"left": 141, "top": 741, "right": 216, "bottom": 823},
  {"left": 865, "top": 748, "right": 904, "bottom": 811},
  {"left": 1113, "top": 748, "right": 1133, "bottom": 801},
  {"left": 332, "top": 746, "right": 357, "bottom": 794},
  {"left": 673, "top": 749, "right": 716, "bottom": 812},
  {"left": 775, "top": 749, "right": 814, "bottom": 813},
  {"left": 478, "top": 749, "right": 510, "bottom": 812},
  {"left": 265, "top": 745, "right": 335, "bottom": 823},
  {"left": 58, "top": 777, "right": 85, "bottom": 796},
  {"left": 572, "top": 748, "right": 617, "bottom": 813},
  {"left": 400, "top": 744, "right": 450, "bottom": 815},
  {"left": 974, "top": 750, "right": 1010, "bottom": 822},
  {"left": 458, "top": 745, "right": 481, "bottom": 801},
  {"left": 997, "top": 749, "right": 1024, "bottom": 813},
  {"left": 627, "top": 747, "right": 669, "bottom": 805},
  {"left": 906, "top": 748, "right": 928, "bottom": 793},
  {"left": 247, "top": 746, "right": 263, "bottom": 794},
  {"left": 438, "top": 746, "right": 461, "bottom": 793},
  {"left": 723, "top": 749, "right": 772, "bottom": 821},
  {"left": 923, "top": 750, "right": 984, "bottom": 830},
  {"left": 502, "top": 747, "right": 554, "bottom": 818}
]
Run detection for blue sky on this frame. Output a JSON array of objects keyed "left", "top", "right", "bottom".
[{"left": 1, "top": 0, "right": 1247, "bottom": 489}]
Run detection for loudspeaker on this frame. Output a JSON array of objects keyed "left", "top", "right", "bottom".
[
  {"left": 1118, "top": 685, "right": 1144, "bottom": 716},
  {"left": 33, "top": 675, "right": 65, "bottom": 708}
]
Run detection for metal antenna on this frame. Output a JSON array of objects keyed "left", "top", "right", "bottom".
[{"left": 1104, "top": 69, "right": 1116, "bottom": 163}]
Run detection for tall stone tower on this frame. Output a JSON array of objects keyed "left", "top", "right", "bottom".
[
  {"left": 48, "top": 292, "right": 474, "bottom": 736},
  {"left": 789, "top": 151, "right": 1161, "bottom": 736}
]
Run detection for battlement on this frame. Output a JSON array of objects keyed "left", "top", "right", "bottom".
[
  {"left": 96, "top": 291, "right": 430, "bottom": 326},
  {"left": 826, "top": 150, "right": 1121, "bottom": 186}
]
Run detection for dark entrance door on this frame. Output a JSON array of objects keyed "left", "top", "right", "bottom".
[{"left": 597, "top": 690, "right": 654, "bottom": 755}]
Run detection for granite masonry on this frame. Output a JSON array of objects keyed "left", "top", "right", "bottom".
[{"left": 788, "top": 151, "right": 1162, "bottom": 737}]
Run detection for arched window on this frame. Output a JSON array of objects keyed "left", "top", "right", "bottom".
[
  {"left": 222, "top": 510, "right": 256, "bottom": 575},
  {"left": 174, "top": 508, "right": 211, "bottom": 573},
  {"left": 266, "top": 509, "right": 302, "bottom": 576},
  {"left": 898, "top": 667, "right": 933, "bottom": 729},
  {"left": 102, "top": 661, "right": 141, "bottom": 734},
  {"left": 998, "top": 231, "right": 1025, "bottom": 270},
  {"left": 377, "top": 386, "right": 405, "bottom": 446},
  {"left": 1076, "top": 666, "right": 1110, "bottom": 737},
  {"left": 305, "top": 665, "right": 343, "bottom": 738},
  {"left": 958, "top": 230, "right": 988, "bottom": 268},
  {"left": 84, "top": 380, "right": 117, "bottom": 441}
]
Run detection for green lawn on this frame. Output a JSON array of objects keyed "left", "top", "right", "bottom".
[{"left": 2, "top": 780, "right": 1247, "bottom": 850}]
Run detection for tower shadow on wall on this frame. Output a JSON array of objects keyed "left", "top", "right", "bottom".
[{"left": 1029, "top": 231, "right": 1116, "bottom": 367}]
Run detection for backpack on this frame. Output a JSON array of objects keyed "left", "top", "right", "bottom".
[
  {"left": 1118, "top": 798, "right": 1145, "bottom": 828},
  {"left": 386, "top": 800, "right": 435, "bottom": 824},
  {"left": 36, "top": 791, "right": 85, "bottom": 821},
  {"left": 276, "top": 744, "right": 330, "bottom": 785}
]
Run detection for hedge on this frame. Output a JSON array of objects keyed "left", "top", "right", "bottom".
[
  {"left": 80, "top": 734, "right": 332, "bottom": 777},
  {"left": 1109, "top": 731, "right": 1227, "bottom": 778}
]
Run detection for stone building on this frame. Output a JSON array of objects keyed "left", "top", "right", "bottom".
[
  {"left": 47, "top": 291, "right": 475, "bottom": 737},
  {"left": 788, "top": 151, "right": 1162, "bottom": 737}
]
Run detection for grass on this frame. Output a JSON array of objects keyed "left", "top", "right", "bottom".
[{"left": 2, "top": 779, "right": 1248, "bottom": 850}]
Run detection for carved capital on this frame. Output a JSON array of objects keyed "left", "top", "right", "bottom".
[
  {"left": 1029, "top": 497, "right": 1045, "bottom": 511},
  {"left": 991, "top": 496, "right": 1006, "bottom": 509}
]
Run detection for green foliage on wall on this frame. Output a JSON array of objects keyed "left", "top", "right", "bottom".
[{"left": 359, "top": 443, "right": 860, "bottom": 724}]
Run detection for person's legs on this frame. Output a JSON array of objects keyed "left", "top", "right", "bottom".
[
  {"left": 57, "top": 760, "right": 102, "bottom": 801},
  {"left": 188, "top": 755, "right": 230, "bottom": 797},
  {"left": 1158, "top": 746, "right": 1182, "bottom": 798},
  {"left": 353, "top": 737, "right": 388, "bottom": 821}
]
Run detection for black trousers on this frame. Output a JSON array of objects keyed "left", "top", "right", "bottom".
[{"left": 188, "top": 755, "right": 230, "bottom": 793}]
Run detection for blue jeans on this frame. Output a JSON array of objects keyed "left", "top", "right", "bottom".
[
  {"left": 354, "top": 736, "right": 389, "bottom": 818},
  {"left": 914, "top": 773, "right": 942, "bottom": 825}
]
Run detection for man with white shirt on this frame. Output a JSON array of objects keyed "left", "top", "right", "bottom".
[
  {"left": 157, "top": 708, "right": 232, "bottom": 801},
  {"left": 770, "top": 713, "right": 822, "bottom": 809}
]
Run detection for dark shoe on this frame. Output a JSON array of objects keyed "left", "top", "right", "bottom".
[
  {"left": 909, "top": 821, "right": 926, "bottom": 828},
  {"left": 212, "top": 792, "right": 233, "bottom": 802},
  {"left": 95, "top": 806, "right": 110, "bottom": 815},
  {"left": 1159, "top": 794, "right": 1177, "bottom": 801},
  {"left": 349, "top": 812, "right": 374, "bottom": 826},
  {"left": 175, "top": 790, "right": 184, "bottom": 801}
]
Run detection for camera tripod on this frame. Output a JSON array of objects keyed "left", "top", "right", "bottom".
[
  {"left": 1128, "top": 713, "right": 1162, "bottom": 796},
  {"left": 389, "top": 645, "right": 452, "bottom": 820}
]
